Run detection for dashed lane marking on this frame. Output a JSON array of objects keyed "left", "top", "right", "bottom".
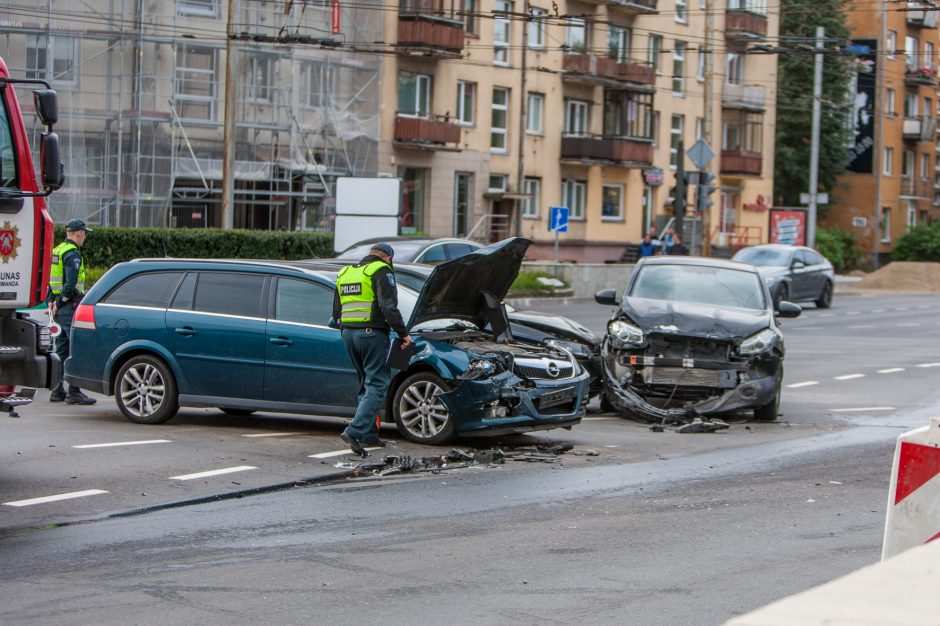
[
  {"left": 897, "top": 323, "right": 921, "bottom": 327},
  {"left": 872, "top": 309, "right": 886, "bottom": 313},
  {"left": 846, "top": 311, "right": 861, "bottom": 316},
  {"left": 787, "top": 381, "right": 820, "bottom": 388},
  {"left": 791, "top": 326, "right": 824, "bottom": 331},
  {"left": 3, "top": 489, "right": 109, "bottom": 507},
  {"left": 308, "top": 448, "right": 382, "bottom": 459},
  {"left": 835, "top": 374, "right": 866, "bottom": 380},
  {"left": 819, "top": 313, "right": 835, "bottom": 317},
  {"left": 917, "top": 363, "right": 940, "bottom": 368},
  {"left": 242, "top": 432, "right": 304, "bottom": 438},
  {"left": 72, "top": 439, "right": 172, "bottom": 449},
  {"left": 169, "top": 466, "right": 257, "bottom": 481},
  {"left": 895, "top": 307, "right": 910, "bottom": 311},
  {"left": 830, "top": 407, "right": 895, "bottom": 413},
  {"left": 849, "top": 325, "right": 875, "bottom": 329},
  {"left": 878, "top": 368, "right": 906, "bottom": 374}
]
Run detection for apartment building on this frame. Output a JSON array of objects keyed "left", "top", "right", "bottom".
[
  {"left": 827, "top": 1, "right": 940, "bottom": 265},
  {"left": 380, "top": 0, "right": 779, "bottom": 261}
]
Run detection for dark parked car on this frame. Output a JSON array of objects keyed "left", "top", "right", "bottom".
[
  {"left": 335, "top": 237, "right": 483, "bottom": 264},
  {"left": 65, "top": 238, "right": 590, "bottom": 444},
  {"left": 732, "top": 244, "right": 835, "bottom": 309},
  {"left": 595, "top": 256, "right": 801, "bottom": 422}
]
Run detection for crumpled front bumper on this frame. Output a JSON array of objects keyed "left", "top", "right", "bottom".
[{"left": 438, "top": 369, "right": 590, "bottom": 437}]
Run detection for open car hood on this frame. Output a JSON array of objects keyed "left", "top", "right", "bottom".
[{"left": 408, "top": 237, "right": 531, "bottom": 331}]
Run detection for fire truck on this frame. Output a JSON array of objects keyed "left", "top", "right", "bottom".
[{"left": 0, "top": 56, "right": 65, "bottom": 416}]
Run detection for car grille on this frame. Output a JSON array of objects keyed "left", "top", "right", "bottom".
[
  {"left": 514, "top": 357, "right": 575, "bottom": 380},
  {"left": 642, "top": 367, "right": 722, "bottom": 387}
]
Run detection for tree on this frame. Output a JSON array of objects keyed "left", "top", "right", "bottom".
[{"left": 774, "top": 0, "right": 855, "bottom": 209}]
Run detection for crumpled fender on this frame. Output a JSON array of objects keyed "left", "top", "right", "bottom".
[{"left": 437, "top": 371, "right": 523, "bottom": 420}]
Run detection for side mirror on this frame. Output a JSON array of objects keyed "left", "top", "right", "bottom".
[
  {"left": 595, "top": 288, "right": 620, "bottom": 306},
  {"left": 33, "top": 90, "right": 58, "bottom": 127},
  {"left": 40, "top": 132, "right": 65, "bottom": 191},
  {"left": 777, "top": 301, "right": 802, "bottom": 318}
]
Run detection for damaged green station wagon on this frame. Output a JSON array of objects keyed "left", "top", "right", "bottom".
[{"left": 65, "top": 238, "right": 590, "bottom": 444}]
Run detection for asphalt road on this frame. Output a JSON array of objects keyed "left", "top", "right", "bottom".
[{"left": 1, "top": 291, "right": 937, "bottom": 624}]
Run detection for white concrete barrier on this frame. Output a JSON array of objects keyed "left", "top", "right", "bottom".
[{"left": 882, "top": 415, "right": 940, "bottom": 561}]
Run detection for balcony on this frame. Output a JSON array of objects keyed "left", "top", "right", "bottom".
[
  {"left": 905, "top": 66, "right": 938, "bottom": 87},
  {"left": 396, "top": 14, "right": 464, "bottom": 59},
  {"left": 725, "top": 10, "right": 768, "bottom": 40},
  {"left": 907, "top": 2, "right": 939, "bottom": 28},
  {"left": 562, "top": 53, "right": 655, "bottom": 89},
  {"left": 900, "top": 177, "right": 934, "bottom": 199},
  {"left": 394, "top": 114, "right": 462, "bottom": 149},
  {"left": 560, "top": 134, "right": 653, "bottom": 167},
  {"left": 720, "top": 149, "right": 762, "bottom": 176},
  {"left": 903, "top": 116, "right": 936, "bottom": 141},
  {"left": 721, "top": 83, "right": 766, "bottom": 110},
  {"left": 606, "top": 0, "right": 658, "bottom": 14}
]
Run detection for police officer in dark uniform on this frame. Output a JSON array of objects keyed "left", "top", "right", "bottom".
[
  {"left": 48, "top": 219, "right": 96, "bottom": 405},
  {"left": 332, "top": 242, "right": 412, "bottom": 457}
]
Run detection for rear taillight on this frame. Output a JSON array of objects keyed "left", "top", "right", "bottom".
[
  {"left": 73, "top": 304, "right": 96, "bottom": 330},
  {"left": 0, "top": 385, "right": 14, "bottom": 398}
]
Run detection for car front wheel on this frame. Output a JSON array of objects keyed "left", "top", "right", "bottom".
[
  {"left": 115, "top": 355, "right": 179, "bottom": 424},
  {"left": 392, "top": 372, "right": 456, "bottom": 444},
  {"left": 753, "top": 370, "right": 782, "bottom": 422}
]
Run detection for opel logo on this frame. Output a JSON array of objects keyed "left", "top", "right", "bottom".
[{"left": 546, "top": 362, "right": 560, "bottom": 378}]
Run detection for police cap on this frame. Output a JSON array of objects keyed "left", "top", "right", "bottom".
[
  {"left": 66, "top": 219, "right": 93, "bottom": 233},
  {"left": 370, "top": 242, "right": 395, "bottom": 259}
]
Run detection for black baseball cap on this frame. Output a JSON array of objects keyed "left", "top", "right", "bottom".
[{"left": 66, "top": 219, "right": 92, "bottom": 233}]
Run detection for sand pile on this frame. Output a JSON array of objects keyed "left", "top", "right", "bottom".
[{"left": 855, "top": 261, "right": 940, "bottom": 291}]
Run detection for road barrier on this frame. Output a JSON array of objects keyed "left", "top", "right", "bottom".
[{"left": 882, "top": 415, "right": 940, "bottom": 560}]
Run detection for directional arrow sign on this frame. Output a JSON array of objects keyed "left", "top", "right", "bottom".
[{"left": 687, "top": 139, "right": 715, "bottom": 170}]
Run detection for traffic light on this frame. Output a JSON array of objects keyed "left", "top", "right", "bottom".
[
  {"left": 670, "top": 171, "right": 694, "bottom": 218},
  {"left": 696, "top": 172, "right": 717, "bottom": 213}
]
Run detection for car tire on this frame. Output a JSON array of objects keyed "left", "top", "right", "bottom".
[
  {"left": 219, "top": 408, "right": 255, "bottom": 416},
  {"left": 773, "top": 285, "right": 789, "bottom": 311},
  {"left": 392, "top": 372, "right": 456, "bottom": 445},
  {"left": 599, "top": 393, "right": 616, "bottom": 413},
  {"left": 753, "top": 370, "right": 782, "bottom": 422},
  {"left": 115, "top": 354, "right": 179, "bottom": 425},
  {"left": 815, "top": 282, "right": 833, "bottom": 309}
]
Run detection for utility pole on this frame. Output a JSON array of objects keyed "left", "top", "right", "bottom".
[
  {"left": 221, "top": 0, "right": 236, "bottom": 229},
  {"left": 515, "top": 0, "right": 529, "bottom": 237},
  {"left": 873, "top": 7, "right": 887, "bottom": 270},
  {"left": 702, "top": 0, "right": 714, "bottom": 256},
  {"left": 807, "top": 26, "right": 824, "bottom": 248}
]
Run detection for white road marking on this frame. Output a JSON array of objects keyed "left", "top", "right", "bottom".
[
  {"left": 819, "top": 313, "right": 835, "bottom": 317},
  {"left": 897, "top": 323, "right": 921, "bottom": 327},
  {"left": 848, "top": 325, "right": 875, "bottom": 329},
  {"left": 792, "top": 326, "right": 824, "bottom": 331},
  {"left": 917, "top": 363, "right": 940, "bottom": 368},
  {"left": 878, "top": 368, "right": 906, "bottom": 374},
  {"left": 835, "top": 374, "right": 865, "bottom": 380},
  {"left": 917, "top": 305, "right": 931, "bottom": 309},
  {"left": 169, "top": 466, "right": 257, "bottom": 481},
  {"left": 787, "top": 381, "right": 819, "bottom": 388},
  {"left": 830, "top": 407, "right": 895, "bottom": 413},
  {"left": 846, "top": 311, "right": 861, "bottom": 316},
  {"left": 872, "top": 309, "right": 885, "bottom": 313},
  {"left": 895, "top": 307, "right": 910, "bottom": 311},
  {"left": 3, "top": 489, "right": 109, "bottom": 507},
  {"left": 308, "top": 448, "right": 382, "bottom": 459},
  {"left": 72, "top": 439, "right": 172, "bottom": 449},
  {"left": 242, "top": 432, "right": 304, "bottom": 438}
]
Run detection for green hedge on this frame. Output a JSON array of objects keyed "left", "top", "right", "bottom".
[
  {"left": 892, "top": 222, "right": 940, "bottom": 262},
  {"left": 815, "top": 227, "right": 860, "bottom": 273},
  {"left": 54, "top": 226, "right": 335, "bottom": 267}
]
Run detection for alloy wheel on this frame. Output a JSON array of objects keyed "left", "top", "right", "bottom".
[
  {"left": 397, "top": 380, "right": 450, "bottom": 439},
  {"left": 120, "top": 361, "right": 167, "bottom": 419}
]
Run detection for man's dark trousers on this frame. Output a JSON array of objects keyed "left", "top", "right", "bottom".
[
  {"left": 51, "top": 301, "right": 77, "bottom": 395},
  {"left": 341, "top": 327, "right": 391, "bottom": 443}
]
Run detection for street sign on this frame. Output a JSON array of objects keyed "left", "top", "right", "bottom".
[
  {"left": 687, "top": 139, "right": 715, "bottom": 170},
  {"left": 549, "top": 206, "right": 569, "bottom": 233},
  {"left": 799, "top": 192, "right": 829, "bottom": 205}
]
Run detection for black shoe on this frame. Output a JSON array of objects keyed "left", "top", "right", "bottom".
[
  {"left": 49, "top": 390, "right": 66, "bottom": 403},
  {"left": 340, "top": 432, "right": 368, "bottom": 458},
  {"left": 65, "top": 393, "right": 97, "bottom": 405}
]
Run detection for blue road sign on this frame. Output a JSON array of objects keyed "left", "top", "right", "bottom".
[{"left": 549, "top": 206, "right": 569, "bottom": 233}]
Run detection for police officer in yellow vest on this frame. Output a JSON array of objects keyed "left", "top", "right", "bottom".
[
  {"left": 47, "top": 219, "right": 96, "bottom": 405},
  {"left": 332, "top": 242, "right": 412, "bottom": 457}
]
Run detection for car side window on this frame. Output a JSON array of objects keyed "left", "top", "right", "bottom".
[
  {"left": 102, "top": 272, "right": 183, "bottom": 308},
  {"left": 806, "top": 250, "right": 825, "bottom": 265},
  {"left": 795, "top": 250, "right": 812, "bottom": 266},
  {"left": 274, "top": 278, "right": 333, "bottom": 326},
  {"left": 171, "top": 272, "right": 197, "bottom": 310},
  {"left": 417, "top": 245, "right": 447, "bottom": 264},
  {"left": 192, "top": 272, "right": 265, "bottom": 318},
  {"left": 445, "top": 243, "right": 475, "bottom": 259}
]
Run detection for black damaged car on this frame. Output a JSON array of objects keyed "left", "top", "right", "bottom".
[{"left": 594, "top": 256, "right": 801, "bottom": 422}]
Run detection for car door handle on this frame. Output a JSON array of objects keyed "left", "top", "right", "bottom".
[
  {"left": 174, "top": 327, "right": 196, "bottom": 336},
  {"left": 269, "top": 337, "right": 293, "bottom": 346}
]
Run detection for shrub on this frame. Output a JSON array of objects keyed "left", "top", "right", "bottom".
[
  {"left": 892, "top": 222, "right": 940, "bottom": 262},
  {"left": 510, "top": 271, "right": 568, "bottom": 295},
  {"left": 815, "top": 227, "right": 860, "bottom": 273}
]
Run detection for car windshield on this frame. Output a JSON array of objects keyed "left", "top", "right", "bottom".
[
  {"left": 336, "top": 241, "right": 427, "bottom": 262},
  {"left": 630, "top": 264, "right": 766, "bottom": 311},
  {"left": 733, "top": 247, "right": 791, "bottom": 267}
]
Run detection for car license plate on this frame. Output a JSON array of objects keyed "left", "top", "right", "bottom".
[{"left": 538, "top": 387, "right": 574, "bottom": 410}]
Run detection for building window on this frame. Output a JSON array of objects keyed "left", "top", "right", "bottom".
[
  {"left": 670, "top": 114, "right": 684, "bottom": 168},
  {"left": 491, "top": 87, "right": 509, "bottom": 152},
  {"left": 887, "top": 30, "right": 897, "bottom": 59},
  {"left": 603, "top": 90, "right": 653, "bottom": 140},
  {"left": 881, "top": 207, "right": 891, "bottom": 242},
  {"left": 494, "top": 0, "right": 512, "bottom": 65},
  {"left": 399, "top": 71, "right": 431, "bottom": 117},
  {"left": 722, "top": 109, "right": 763, "bottom": 153},
  {"left": 246, "top": 55, "right": 275, "bottom": 103},
  {"left": 908, "top": 204, "right": 917, "bottom": 229},
  {"left": 697, "top": 47, "right": 705, "bottom": 81},
  {"left": 652, "top": 111, "right": 660, "bottom": 147},
  {"left": 903, "top": 149, "right": 914, "bottom": 178},
  {"left": 26, "top": 35, "right": 78, "bottom": 83},
  {"left": 456, "top": 80, "right": 476, "bottom": 125},
  {"left": 675, "top": 0, "right": 687, "bottom": 23},
  {"left": 489, "top": 174, "right": 508, "bottom": 191},
  {"left": 905, "top": 92, "right": 918, "bottom": 117},
  {"left": 400, "top": 167, "right": 428, "bottom": 234},
  {"left": 529, "top": 7, "right": 547, "bottom": 48},
  {"left": 886, "top": 88, "right": 896, "bottom": 116},
  {"left": 921, "top": 153, "right": 930, "bottom": 179},
  {"left": 648, "top": 35, "right": 663, "bottom": 73},
  {"left": 454, "top": 172, "right": 473, "bottom": 237},
  {"left": 608, "top": 26, "right": 630, "bottom": 63},
  {"left": 463, "top": 0, "right": 477, "bottom": 34},
  {"left": 905, "top": 35, "right": 918, "bottom": 70},
  {"left": 178, "top": 0, "right": 217, "bottom": 16},
  {"left": 527, "top": 92, "right": 544, "bottom": 133},
  {"left": 301, "top": 62, "right": 335, "bottom": 108},
  {"left": 728, "top": 0, "right": 767, "bottom": 15},
  {"left": 695, "top": 117, "right": 704, "bottom": 140},
  {"left": 564, "top": 99, "right": 589, "bottom": 136},
  {"left": 602, "top": 184, "right": 624, "bottom": 221},
  {"left": 926, "top": 42, "right": 935, "bottom": 69},
  {"left": 522, "top": 177, "right": 541, "bottom": 218},
  {"left": 726, "top": 52, "right": 745, "bottom": 85},
  {"left": 884, "top": 147, "right": 894, "bottom": 176},
  {"left": 562, "top": 179, "right": 586, "bottom": 220},
  {"left": 175, "top": 44, "right": 217, "bottom": 121},
  {"left": 672, "top": 41, "right": 686, "bottom": 95},
  {"left": 566, "top": 18, "right": 587, "bottom": 52}
]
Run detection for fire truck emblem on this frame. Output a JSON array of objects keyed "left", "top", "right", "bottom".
[{"left": 0, "top": 222, "right": 22, "bottom": 264}]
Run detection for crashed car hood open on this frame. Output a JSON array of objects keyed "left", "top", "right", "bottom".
[
  {"left": 507, "top": 310, "right": 599, "bottom": 345},
  {"left": 408, "top": 237, "right": 532, "bottom": 329},
  {"left": 621, "top": 297, "right": 771, "bottom": 341}
]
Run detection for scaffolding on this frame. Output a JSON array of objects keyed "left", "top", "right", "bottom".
[{"left": 0, "top": 0, "right": 382, "bottom": 229}]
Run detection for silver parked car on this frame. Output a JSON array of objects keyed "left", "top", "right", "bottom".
[{"left": 732, "top": 244, "right": 835, "bottom": 309}]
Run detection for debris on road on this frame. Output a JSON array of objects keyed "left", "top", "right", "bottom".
[
  {"left": 676, "top": 418, "right": 730, "bottom": 434},
  {"left": 347, "top": 443, "right": 580, "bottom": 477}
]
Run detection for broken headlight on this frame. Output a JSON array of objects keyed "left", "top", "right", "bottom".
[
  {"left": 738, "top": 328, "right": 778, "bottom": 355},
  {"left": 608, "top": 319, "right": 644, "bottom": 348},
  {"left": 459, "top": 359, "right": 499, "bottom": 381},
  {"left": 545, "top": 338, "right": 592, "bottom": 359}
]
